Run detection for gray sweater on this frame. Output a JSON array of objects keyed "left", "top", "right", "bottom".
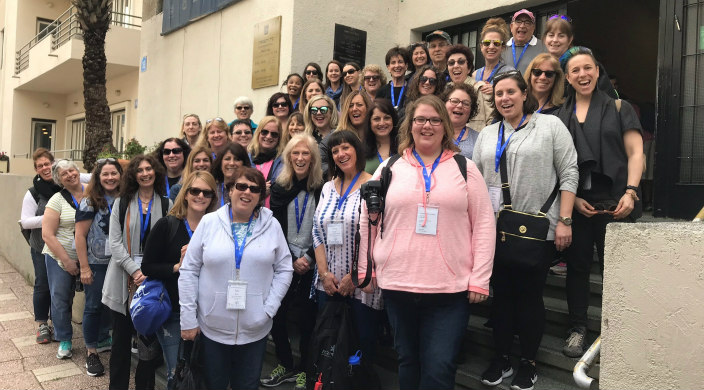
[
  {"left": 472, "top": 113, "right": 578, "bottom": 240},
  {"left": 501, "top": 36, "right": 548, "bottom": 74}
]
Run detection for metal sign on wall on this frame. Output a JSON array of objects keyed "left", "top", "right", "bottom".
[
  {"left": 162, "top": 0, "right": 241, "bottom": 35},
  {"left": 333, "top": 24, "right": 367, "bottom": 66},
  {"left": 252, "top": 16, "right": 282, "bottom": 89}
]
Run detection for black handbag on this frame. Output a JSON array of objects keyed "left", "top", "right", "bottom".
[
  {"left": 172, "top": 334, "right": 206, "bottom": 390},
  {"left": 494, "top": 130, "right": 559, "bottom": 269}
]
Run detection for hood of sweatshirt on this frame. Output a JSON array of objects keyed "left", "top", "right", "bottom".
[{"left": 215, "top": 204, "right": 276, "bottom": 245}]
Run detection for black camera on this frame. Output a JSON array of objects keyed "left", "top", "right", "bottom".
[{"left": 361, "top": 180, "right": 383, "bottom": 214}]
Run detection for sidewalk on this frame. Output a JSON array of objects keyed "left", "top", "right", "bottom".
[{"left": 0, "top": 256, "right": 143, "bottom": 390}]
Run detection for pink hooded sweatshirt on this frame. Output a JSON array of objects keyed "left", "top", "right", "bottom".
[{"left": 358, "top": 149, "right": 496, "bottom": 295}]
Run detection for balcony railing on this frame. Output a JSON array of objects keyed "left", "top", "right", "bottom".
[{"left": 14, "top": 5, "right": 141, "bottom": 75}]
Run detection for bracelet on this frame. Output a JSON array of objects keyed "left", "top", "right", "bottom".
[
  {"left": 321, "top": 271, "right": 328, "bottom": 281},
  {"left": 625, "top": 189, "right": 640, "bottom": 201},
  {"left": 626, "top": 185, "right": 639, "bottom": 192}
]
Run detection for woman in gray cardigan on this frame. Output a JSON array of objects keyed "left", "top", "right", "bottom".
[{"left": 103, "top": 154, "right": 172, "bottom": 390}]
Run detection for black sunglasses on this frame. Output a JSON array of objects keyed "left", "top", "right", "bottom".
[
  {"left": 344, "top": 69, "right": 358, "bottom": 76},
  {"left": 531, "top": 69, "right": 556, "bottom": 78},
  {"left": 305, "top": 70, "right": 319, "bottom": 75},
  {"left": 187, "top": 187, "right": 216, "bottom": 198},
  {"left": 259, "top": 129, "right": 280, "bottom": 139},
  {"left": 272, "top": 102, "right": 288, "bottom": 108},
  {"left": 163, "top": 147, "right": 184, "bottom": 155},
  {"left": 233, "top": 182, "right": 262, "bottom": 194},
  {"left": 418, "top": 76, "right": 438, "bottom": 85}
]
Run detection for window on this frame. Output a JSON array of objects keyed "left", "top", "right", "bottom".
[
  {"left": 31, "top": 119, "right": 55, "bottom": 153},
  {"left": 36, "top": 18, "right": 58, "bottom": 42},
  {"left": 70, "top": 119, "right": 86, "bottom": 161},
  {"left": 111, "top": 110, "right": 126, "bottom": 153}
]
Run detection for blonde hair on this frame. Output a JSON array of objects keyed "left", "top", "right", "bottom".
[
  {"left": 303, "top": 95, "right": 339, "bottom": 135},
  {"left": 337, "top": 90, "right": 372, "bottom": 140},
  {"left": 181, "top": 144, "right": 213, "bottom": 183},
  {"left": 281, "top": 112, "right": 307, "bottom": 146},
  {"left": 275, "top": 134, "right": 324, "bottom": 192},
  {"left": 197, "top": 118, "right": 229, "bottom": 150},
  {"left": 248, "top": 116, "right": 284, "bottom": 157},
  {"left": 361, "top": 64, "right": 387, "bottom": 87},
  {"left": 168, "top": 171, "right": 219, "bottom": 219},
  {"left": 481, "top": 17, "right": 510, "bottom": 43},
  {"left": 299, "top": 79, "right": 326, "bottom": 113},
  {"left": 524, "top": 53, "right": 565, "bottom": 107},
  {"left": 398, "top": 95, "right": 460, "bottom": 155},
  {"left": 179, "top": 114, "right": 202, "bottom": 139}
]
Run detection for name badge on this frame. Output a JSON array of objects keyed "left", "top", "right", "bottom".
[
  {"left": 104, "top": 244, "right": 112, "bottom": 257},
  {"left": 227, "top": 280, "right": 248, "bottom": 310},
  {"left": 488, "top": 186, "right": 502, "bottom": 213},
  {"left": 416, "top": 205, "right": 439, "bottom": 235},
  {"left": 327, "top": 221, "right": 344, "bottom": 245},
  {"left": 71, "top": 240, "right": 76, "bottom": 250},
  {"left": 133, "top": 255, "right": 143, "bottom": 266}
]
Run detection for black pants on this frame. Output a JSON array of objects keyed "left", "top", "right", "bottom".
[
  {"left": 270, "top": 269, "right": 317, "bottom": 371},
  {"left": 109, "top": 309, "right": 157, "bottom": 390},
  {"left": 491, "top": 242, "right": 554, "bottom": 360},
  {"left": 565, "top": 212, "right": 615, "bottom": 329}
]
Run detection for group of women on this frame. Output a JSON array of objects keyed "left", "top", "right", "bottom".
[{"left": 18, "top": 12, "right": 643, "bottom": 390}]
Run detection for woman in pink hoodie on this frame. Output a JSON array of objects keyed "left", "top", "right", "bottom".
[{"left": 358, "top": 94, "right": 496, "bottom": 389}]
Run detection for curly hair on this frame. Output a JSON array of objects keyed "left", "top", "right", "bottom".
[
  {"left": 441, "top": 82, "right": 480, "bottom": 121},
  {"left": 153, "top": 137, "right": 191, "bottom": 173},
  {"left": 119, "top": 154, "right": 167, "bottom": 205},
  {"left": 266, "top": 92, "right": 293, "bottom": 117},
  {"left": 407, "top": 65, "right": 446, "bottom": 102}
]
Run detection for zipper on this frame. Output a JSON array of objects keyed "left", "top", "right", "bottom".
[{"left": 499, "top": 230, "right": 546, "bottom": 242}]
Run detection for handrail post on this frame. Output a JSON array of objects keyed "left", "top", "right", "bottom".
[{"left": 573, "top": 335, "right": 600, "bottom": 389}]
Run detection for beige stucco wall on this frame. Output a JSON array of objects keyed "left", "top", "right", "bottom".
[{"left": 601, "top": 222, "right": 704, "bottom": 389}]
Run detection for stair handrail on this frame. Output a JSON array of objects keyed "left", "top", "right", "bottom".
[{"left": 574, "top": 335, "right": 600, "bottom": 389}]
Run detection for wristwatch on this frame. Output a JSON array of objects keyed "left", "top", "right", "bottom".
[{"left": 559, "top": 216, "right": 573, "bottom": 226}]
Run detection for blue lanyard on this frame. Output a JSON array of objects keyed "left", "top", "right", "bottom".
[
  {"left": 477, "top": 62, "right": 502, "bottom": 83},
  {"left": 293, "top": 97, "right": 300, "bottom": 110},
  {"left": 511, "top": 43, "right": 530, "bottom": 69},
  {"left": 106, "top": 197, "right": 114, "bottom": 215},
  {"left": 69, "top": 185, "right": 84, "bottom": 210},
  {"left": 536, "top": 95, "right": 551, "bottom": 113},
  {"left": 230, "top": 207, "right": 254, "bottom": 270},
  {"left": 494, "top": 114, "right": 527, "bottom": 172},
  {"left": 140, "top": 196, "right": 153, "bottom": 245},
  {"left": 165, "top": 176, "right": 171, "bottom": 197},
  {"left": 390, "top": 81, "right": 405, "bottom": 109},
  {"left": 294, "top": 192, "right": 310, "bottom": 233},
  {"left": 220, "top": 182, "right": 226, "bottom": 207},
  {"left": 454, "top": 127, "right": 467, "bottom": 146},
  {"left": 337, "top": 171, "right": 361, "bottom": 211},
  {"left": 183, "top": 218, "right": 193, "bottom": 238},
  {"left": 377, "top": 152, "right": 384, "bottom": 163},
  {"left": 412, "top": 149, "right": 442, "bottom": 193},
  {"left": 212, "top": 152, "right": 217, "bottom": 160}
]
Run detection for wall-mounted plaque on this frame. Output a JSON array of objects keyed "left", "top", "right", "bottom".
[
  {"left": 252, "top": 16, "right": 282, "bottom": 89},
  {"left": 333, "top": 24, "right": 367, "bottom": 66}
]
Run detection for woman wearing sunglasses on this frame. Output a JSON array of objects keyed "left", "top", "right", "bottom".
[
  {"left": 556, "top": 47, "right": 643, "bottom": 359},
  {"left": 304, "top": 94, "right": 338, "bottom": 144},
  {"left": 406, "top": 64, "right": 446, "bottom": 104},
  {"left": 74, "top": 158, "right": 122, "bottom": 376},
  {"left": 361, "top": 64, "right": 387, "bottom": 100},
  {"left": 212, "top": 143, "right": 252, "bottom": 207},
  {"left": 141, "top": 171, "right": 218, "bottom": 388},
  {"left": 154, "top": 138, "right": 191, "bottom": 200},
  {"left": 264, "top": 134, "right": 324, "bottom": 388},
  {"left": 198, "top": 117, "right": 231, "bottom": 159},
  {"left": 472, "top": 70, "right": 578, "bottom": 390},
  {"left": 248, "top": 116, "right": 284, "bottom": 208},
  {"left": 473, "top": 18, "right": 514, "bottom": 99},
  {"left": 298, "top": 79, "right": 326, "bottom": 114},
  {"left": 266, "top": 92, "right": 294, "bottom": 132},
  {"left": 302, "top": 62, "right": 323, "bottom": 81},
  {"left": 524, "top": 53, "right": 565, "bottom": 115},
  {"left": 179, "top": 167, "right": 293, "bottom": 390},
  {"left": 284, "top": 73, "right": 304, "bottom": 110},
  {"left": 169, "top": 144, "right": 214, "bottom": 202},
  {"left": 339, "top": 62, "right": 362, "bottom": 107}
]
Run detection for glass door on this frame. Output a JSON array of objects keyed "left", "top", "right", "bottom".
[{"left": 31, "top": 119, "right": 55, "bottom": 152}]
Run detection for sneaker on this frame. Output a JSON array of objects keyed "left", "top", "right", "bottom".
[
  {"left": 56, "top": 340, "right": 73, "bottom": 359},
  {"left": 260, "top": 364, "right": 296, "bottom": 387},
  {"left": 85, "top": 352, "right": 105, "bottom": 376},
  {"left": 563, "top": 328, "right": 586, "bottom": 358},
  {"left": 36, "top": 323, "right": 52, "bottom": 344},
  {"left": 481, "top": 356, "right": 513, "bottom": 386},
  {"left": 550, "top": 261, "right": 567, "bottom": 275},
  {"left": 96, "top": 336, "right": 112, "bottom": 353},
  {"left": 293, "top": 372, "right": 306, "bottom": 390},
  {"left": 510, "top": 360, "right": 537, "bottom": 390}
]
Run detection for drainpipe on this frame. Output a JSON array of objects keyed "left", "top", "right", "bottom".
[{"left": 574, "top": 335, "right": 600, "bottom": 389}]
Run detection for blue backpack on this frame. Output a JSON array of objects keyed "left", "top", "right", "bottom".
[{"left": 130, "top": 278, "right": 172, "bottom": 336}]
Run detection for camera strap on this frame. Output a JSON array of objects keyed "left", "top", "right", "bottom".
[{"left": 352, "top": 198, "right": 373, "bottom": 289}]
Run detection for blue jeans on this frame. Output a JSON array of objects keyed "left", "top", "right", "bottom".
[
  {"left": 155, "top": 311, "right": 180, "bottom": 388},
  {"left": 383, "top": 290, "right": 470, "bottom": 390},
  {"left": 45, "top": 254, "right": 75, "bottom": 342},
  {"left": 31, "top": 248, "right": 51, "bottom": 322},
  {"left": 316, "top": 290, "right": 382, "bottom": 363},
  {"left": 200, "top": 334, "right": 267, "bottom": 390},
  {"left": 82, "top": 263, "right": 111, "bottom": 349}
]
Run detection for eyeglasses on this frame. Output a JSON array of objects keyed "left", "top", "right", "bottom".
[
  {"left": 206, "top": 117, "right": 225, "bottom": 123},
  {"left": 492, "top": 69, "right": 522, "bottom": 86},
  {"left": 96, "top": 157, "right": 117, "bottom": 164},
  {"left": 418, "top": 76, "right": 438, "bottom": 85},
  {"left": 363, "top": 75, "right": 380, "bottom": 82},
  {"left": 233, "top": 130, "right": 252, "bottom": 136},
  {"left": 305, "top": 70, "right": 319, "bottom": 75},
  {"left": 412, "top": 117, "right": 442, "bottom": 126},
  {"left": 447, "top": 58, "right": 467, "bottom": 67},
  {"left": 272, "top": 102, "right": 288, "bottom": 108},
  {"left": 344, "top": 69, "right": 358, "bottom": 76},
  {"left": 549, "top": 14, "right": 572, "bottom": 23},
  {"left": 259, "top": 129, "right": 280, "bottom": 139},
  {"left": 309, "top": 106, "right": 331, "bottom": 115},
  {"left": 235, "top": 106, "right": 251, "bottom": 111},
  {"left": 513, "top": 19, "right": 534, "bottom": 26},
  {"left": 531, "top": 69, "right": 557, "bottom": 78},
  {"left": 482, "top": 39, "right": 503, "bottom": 47},
  {"left": 233, "top": 182, "right": 262, "bottom": 194},
  {"left": 187, "top": 187, "right": 216, "bottom": 198},
  {"left": 447, "top": 97, "right": 472, "bottom": 108},
  {"left": 162, "top": 147, "right": 184, "bottom": 155}
]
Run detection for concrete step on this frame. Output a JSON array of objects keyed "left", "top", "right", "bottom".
[{"left": 543, "top": 273, "right": 604, "bottom": 308}]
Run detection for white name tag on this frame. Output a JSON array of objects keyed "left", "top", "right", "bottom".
[
  {"left": 227, "top": 280, "right": 248, "bottom": 310},
  {"left": 71, "top": 239, "right": 76, "bottom": 250},
  {"left": 133, "top": 255, "right": 143, "bottom": 266},
  {"left": 104, "top": 244, "right": 112, "bottom": 257},
  {"left": 416, "top": 205, "right": 439, "bottom": 235},
  {"left": 488, "top": 186, "right": 502, "bottom": 213},
  {"left": 327, "top": 221, "right": 344, "bottom": 245}
]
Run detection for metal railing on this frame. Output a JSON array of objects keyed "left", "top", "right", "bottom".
[
  {"left": 50, "top": 148, "right": 84, "bottom": 161},
  {"left": 574, "top": 335, "right": 600, "bottom": 389},
  {"left": 15, "top": 6, "right": 142, "bottom": 74}
]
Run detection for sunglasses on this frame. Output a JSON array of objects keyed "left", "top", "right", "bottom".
[
  {"left": 259, "top": 129, "right": 280, "bottom": 139},
  {"left": 233, "top": 182, "right": 262, "bottom": 194},
  {"left": 206, "top": 117, "right": 225, "bottom": 123},
  {"left": 549, "top": 14, "right": 572, "bottom": 23},
  {"left": 236, "top": 106, "right": 251, "bottom": 111},
  {"left": 187, "top": 187, "right": 216, "bottom": 198},
  {"left": 363, "top": 75, "right": 380, "bottom": 81},
  {"left": 272, "top": 102, "right": 288, "bottom": 108},
  {"left": 531, "top": 69, "right": 557, "bottom": 78},
  {"left": 419, "top": 76, "right": 438, "bottom": 85},
  {"left": 492, "top": 69, "right": 522, "bottom": 85},
  {"left": 344, "top": 69, "right": 358, "bottom": 76},
  {"left": 309, "top": 106, "right": 330, "bottom": 115},
  {"left": 447, "top": 58, "right": 467, "bottom": 67},
  {"left": 305, "top": 70, "right": 319, "bottom": 75},
  {"left": 162, "top": 147, "right": 184, "bottom": 155},
  {"left": 96, "top": 157, "right": 117, "bottom": 164},
  {"left": 482, "top": 39, "right": 503, "bottom": 47},
  {"left": 234, "top": 130, "right": 252, "bottom": 136}
]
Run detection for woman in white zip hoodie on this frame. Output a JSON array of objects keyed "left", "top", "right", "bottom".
[{"left": 179, "top": 166, "right": 293, "bottom": 390}]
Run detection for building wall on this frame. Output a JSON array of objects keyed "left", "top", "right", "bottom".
[{"left": 601, "top": 222, "right": 704, "bottom": 389}]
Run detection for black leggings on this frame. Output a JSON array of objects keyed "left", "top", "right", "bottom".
[
  {"left": 491, "top": 242, "right": 554, "bottom": 360},
  {"left": 109, "top": 309, "right": 156, "bottom": 390}
]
